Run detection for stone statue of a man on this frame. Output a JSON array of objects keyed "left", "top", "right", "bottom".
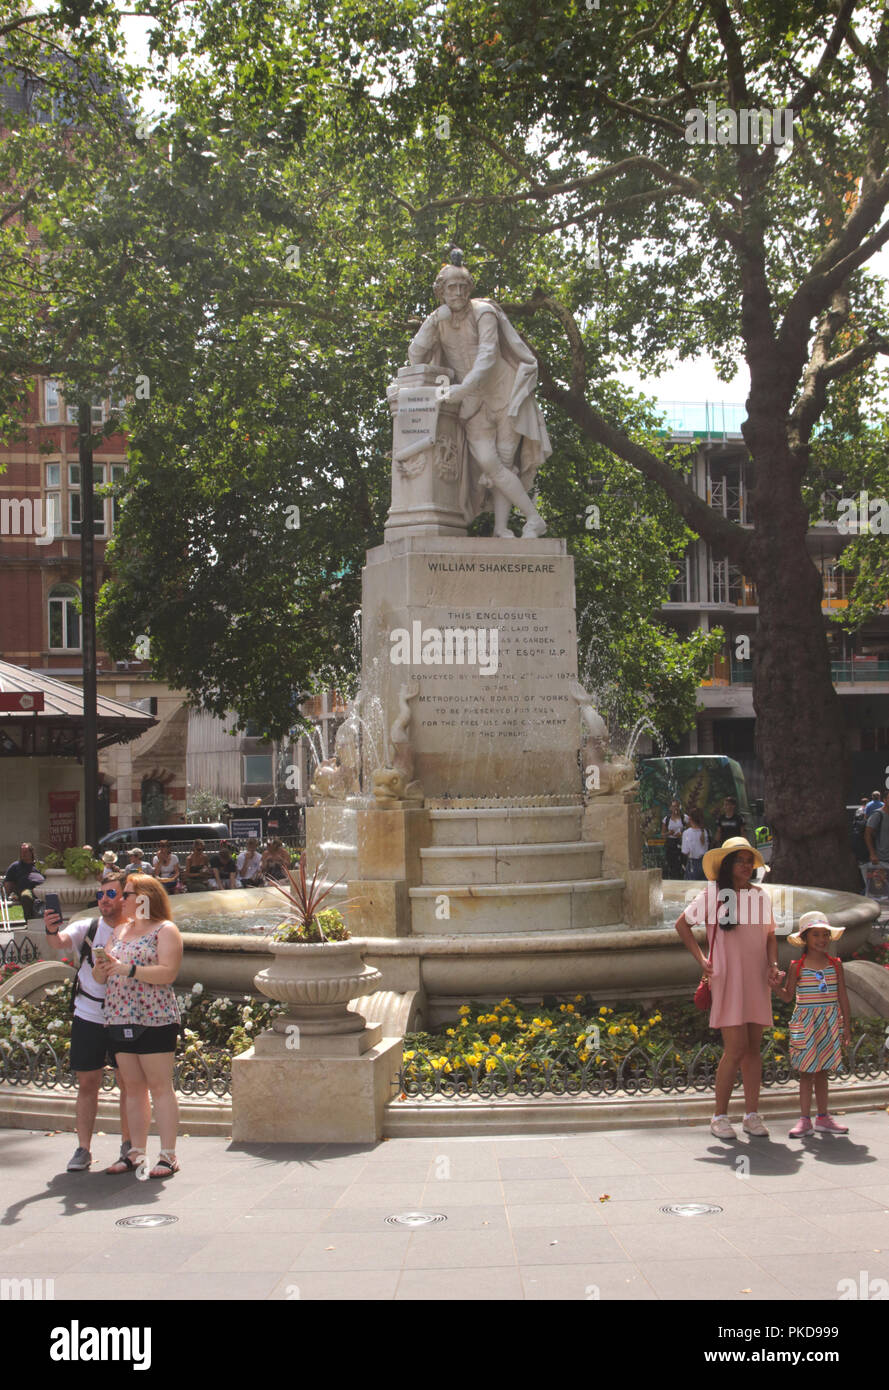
[{"left": 407, "top": 255, "right": 552, "bottom": 537}]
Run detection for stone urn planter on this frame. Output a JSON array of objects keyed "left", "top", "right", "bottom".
[
  {"left": 254, "top": 938, "right": 382, "bottom": 1037},
  {"left": 34, "top": 868, "right": 97, "bottom": 917}
]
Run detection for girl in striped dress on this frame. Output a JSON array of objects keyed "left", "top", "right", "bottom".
[{"left": 777, "top": 911, "right": 852, "bottom": 1137}]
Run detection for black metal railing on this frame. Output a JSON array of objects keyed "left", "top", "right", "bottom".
[
  {"left": 0, "top": 1039, "right": 232, "bottom": 1097},
  {"left": 396, "top": 1034, "right": 889, "bottom": 1101},
  {"left": 0, "top": 936, "right": 39, "bottom": 968}
]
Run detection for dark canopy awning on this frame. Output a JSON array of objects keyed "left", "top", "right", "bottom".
[{"left": 0, "top": 661, "right": 157, "bottom": 757}]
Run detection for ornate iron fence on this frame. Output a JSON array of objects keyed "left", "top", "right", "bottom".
[
  {"left": 396, "top": 1034, "right": 889, "bottom": 1100},
  {"left": 0, "top": 936, "right": 39, "bottom": 967},
  {"left": 0, "top": 1039, "right": 232, "bottom": 1097}
]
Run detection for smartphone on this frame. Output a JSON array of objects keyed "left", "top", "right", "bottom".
[
  {"left": 43, "top": 892, "right": 63, "bottom": 923},
  {"left": 94, "top": 945, "right": 109, "bottom": 962}
]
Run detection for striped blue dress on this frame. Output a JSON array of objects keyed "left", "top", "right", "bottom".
[{"left": 789, "top": 959, "right": 843, "bottom": 1073}]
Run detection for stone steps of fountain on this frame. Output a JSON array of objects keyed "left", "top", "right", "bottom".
[
  {"left": 418, "top": 840, "right": 604, "bottom": 885},
  {"left": 427, "top": 805, "right": 583, "bottom": 846},
  {"left": 409, "top": 877, "right": 625, "bottom": 934}
]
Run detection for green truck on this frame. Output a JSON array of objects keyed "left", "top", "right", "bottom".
[{"left": 638, "top": 755, "right": 772, "bottom": 869}]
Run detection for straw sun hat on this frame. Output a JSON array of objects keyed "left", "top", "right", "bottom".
[
  {"left": 702, "top": 835, "right": 765, "bottom": 881},
  {"left": 787, "top": 910, "right": 845, "bottom": 947},
  {"left": 101, "top": 850, "right": 117, "bottom": 865}
]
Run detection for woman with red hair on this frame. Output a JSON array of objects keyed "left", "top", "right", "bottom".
[{"left": 92, "top": 874, "right": 183, "bottom": 1178}]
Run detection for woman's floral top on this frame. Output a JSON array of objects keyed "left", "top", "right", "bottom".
[{"left": 104, "top": 924, "right": 180, "bottom": 1026}]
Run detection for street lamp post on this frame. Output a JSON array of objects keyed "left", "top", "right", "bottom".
[{"left": 78, "top": 397, "right": 98, "bottom": 847}]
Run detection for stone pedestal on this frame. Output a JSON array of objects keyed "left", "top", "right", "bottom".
[
  {"left": 231, "top": 1032, "right": 403, "bottom": 1144},
  {"left": 344, "top": 805, "right": 431, "bottom": 937},
  {"left": 583, "top": 792, "right": 661, "bottom": 927},
  {"left": 362, "top": 535, "right": 579, "bottom": 799},
  {"left": 582, "top": 791, "right": 642, "bottom": 876},
  {"left": 385, "top": 364, "right": 465, "bottom": 540}
]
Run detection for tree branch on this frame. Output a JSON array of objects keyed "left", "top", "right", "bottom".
[
  {"left": 536, "top": 364, "right": 751, "bottom": 563},
  {"left": 394, "top": 156, "right": 744, "bottom": 248},
  {"left": 820, "top": 335, "right": 889, "bottom": 383},
  {"left": 788, "top": 288, "right": 850, "bottom": 448},
  {"left": 790, "top": 0, "right": 859, "bottom": 113},
  {"left": 494, "top": 311, "right": 750, "bottom": 562}
]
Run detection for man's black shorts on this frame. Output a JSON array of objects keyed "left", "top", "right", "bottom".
[{"left": 69, "top": 1016, "right": 117, "bottom": 1073}]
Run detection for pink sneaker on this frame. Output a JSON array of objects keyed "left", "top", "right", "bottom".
[
  {"left": 814, "top": 1114, "right": 849, "bottom": 1134},
  {"left": 789, "top": 1116, "right": 813, "bottom": 1138}
]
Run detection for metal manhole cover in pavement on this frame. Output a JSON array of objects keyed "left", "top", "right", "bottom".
[
  {"left": 661, "top": 1203, "right": 723, "bottom": 1217},
  {"left": 385, "top": 1212, "right": 447, "bottom": 1227},
  {"left": 115, "top": 1214, "right": 179, "bottom": 1228}
]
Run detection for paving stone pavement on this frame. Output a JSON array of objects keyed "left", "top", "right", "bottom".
[{"left": 2, "top": 1108, "right": 889, "bottom": 1302}]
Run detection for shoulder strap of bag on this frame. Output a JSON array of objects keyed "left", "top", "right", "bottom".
[
  {"left": 70, "top": 919, "right": 102, "bottom": 1012},
  {"left": 82, "top": 917, "right": 100, "bottom": 961}
]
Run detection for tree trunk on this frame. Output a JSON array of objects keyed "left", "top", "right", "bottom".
[{"left": 747, "top": 447, "right": 860, "bottom": 891}]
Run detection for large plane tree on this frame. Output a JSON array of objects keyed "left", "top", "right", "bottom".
[{"left": 47, "top": 0, "right": 889, "bottom": 888}]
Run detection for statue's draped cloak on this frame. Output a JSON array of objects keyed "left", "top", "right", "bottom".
[{"left": 408, "top": 299, "right": 552, "bottom": 524}]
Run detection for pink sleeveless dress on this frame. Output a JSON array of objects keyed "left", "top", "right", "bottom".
[{"left": 689, "top": 885, "right": 776, "bottom": 1028}]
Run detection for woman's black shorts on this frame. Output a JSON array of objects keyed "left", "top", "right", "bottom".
[
  {"left": 69, "top": 1016, "right": 117, "bottom": 1072},
  {"left": 111, "top": 1023, "right": 180, "bottom": 1055}
]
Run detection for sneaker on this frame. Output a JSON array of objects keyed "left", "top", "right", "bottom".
[
  {"left": 814, "top": 1114, "right": 849, "bottom": 1134},
  {"left": 742, "top": 1112, "right": 770, "bottom": 1137},
  {"left": 710, "top": 1116, "right": 737, "bottom": 1139},
  {"left": 789, "top": 1116, "right": 813, "bottom": 1138},
  {"left": 66, "top": 1147, "right": 92, "bottom": 1172}
]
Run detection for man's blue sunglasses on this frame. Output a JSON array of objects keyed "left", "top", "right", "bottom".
[{"left": 97, "top": 888, "right": 119, "bottom": 899}]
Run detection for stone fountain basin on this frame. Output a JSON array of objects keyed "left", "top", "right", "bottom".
[{"left": 170, "top": 883, "right": 879, "bottom": 1024}]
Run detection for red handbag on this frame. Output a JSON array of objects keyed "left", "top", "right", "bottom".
[{"left": 693, "top": 917, "right": 716, "bottom": 1010}]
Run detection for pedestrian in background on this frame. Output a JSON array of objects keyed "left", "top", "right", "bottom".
[
  {"left": 183, "top": 839, "right": 213, "bottom": 892},
  {"left": 261, "top": 838, "right": 291, "bottom": 883},
  {"left": 681, "top": 808, "right": 709, "bottom": 880},
  {"left": 865, "top": 789, "right": 885, "bottom": 818},
  {"left": 152, "top": 840, "right": 181, "bottom": 893},
  {"left": 123, "top": 848, "right": 153, "bottom": 880},
  {"left": 237, "top": 838, "right": 264, "bottom": 887},
  {"left": 210, "top": 841, "right": 238, "bottom": 890},
  {"left": 3, "top": 842, "right": 44, "bottom": 920},
  {"left": 662, "top": 799, "right": 686, "bottom": 880},
  {"left": 714, "top": 795, "right": 746, "bottom": 847}
]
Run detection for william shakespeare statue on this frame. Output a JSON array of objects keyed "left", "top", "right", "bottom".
[{"left": 407, "top": 250, "right": 552, "bottom": 537}]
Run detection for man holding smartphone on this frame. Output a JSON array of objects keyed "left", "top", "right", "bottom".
[{"left": 43, "top": 873, "right": 132, "bottom": 1172}]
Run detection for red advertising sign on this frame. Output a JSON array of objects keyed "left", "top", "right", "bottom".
[
  {"left": 0, "top": 692, "right": 45, "bottom": 712},
  {"left": 48, "top": 790, "right": 80, "bottom": 851}
]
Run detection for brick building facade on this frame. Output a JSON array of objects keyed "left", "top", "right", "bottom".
[{"left": 0, "top": 375, "right": 188, "bottom": 837}]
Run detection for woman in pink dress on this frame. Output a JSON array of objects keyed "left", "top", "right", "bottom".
[{"left": 674, "top": 837, "right": 784, "bottom": 1141}]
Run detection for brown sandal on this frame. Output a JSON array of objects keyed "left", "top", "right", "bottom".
[
  {"left": 105, "top": 1148, "right": 146, "bottom": 1175},
  {"left": 149, "top": 1150, "right": 179, "bottom": 1179}
]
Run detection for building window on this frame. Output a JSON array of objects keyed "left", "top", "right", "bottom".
[
  {"left": 44, "top": 380, "right": 62, "bottom": 423},
  {"left": 44, "top": 462, "right": 62, "bottom": 538},
  {"left": 68, "top": 463, "right": 106, "bottom": 537},
  {"left": 48, "top": 583, "right": 82, "bottom": 650},
  {"left": 243, "top": 754, "right": 274, "bottom": 784},
  {"left": 141, "top": 778, "right": 168, "bottom": 823}
]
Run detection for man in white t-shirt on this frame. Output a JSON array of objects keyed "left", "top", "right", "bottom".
[
  {"left": 43, "top": 874, "right": 131, "bottom": 1172},
  {"left": 236, "top": 838, "right": 264, "bottom": 887}
]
